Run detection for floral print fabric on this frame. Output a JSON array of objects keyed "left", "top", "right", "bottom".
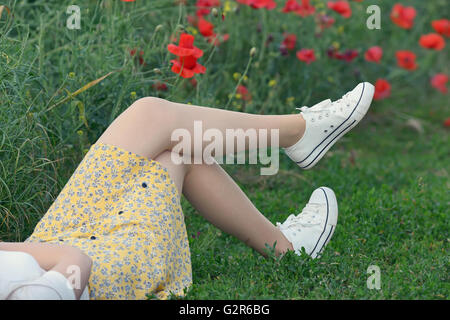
[{"left": 26, "top": 142, "right": 192, "bottom": 300}]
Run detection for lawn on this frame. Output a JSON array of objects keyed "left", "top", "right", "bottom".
[{"left": 0, "top": 0, "right": 448, "bottom": 299}]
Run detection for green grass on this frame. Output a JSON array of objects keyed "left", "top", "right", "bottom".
[{"left": 1, "top": 0, "right": 449, "bottom": 299}]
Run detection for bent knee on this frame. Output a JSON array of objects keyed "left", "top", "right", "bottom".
[
  {"left": 97, "top": 96, "right": 176, "bottom": 157},
  {"left": 128, "top": 96, "right": 174, "bottom": 122}
]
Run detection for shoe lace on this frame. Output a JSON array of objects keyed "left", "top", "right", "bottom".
[
  {"left": 296, "top": 99, "right": 331, "bottom": 113},
  {"left": 277, "top": 204, "right": 322, "bottom": 230},
  {"left": 297, "top": 93, "right": 353, "bottom": 121},
  {"left": 333, "top": 92, "right": 351, "bottom": 105}
]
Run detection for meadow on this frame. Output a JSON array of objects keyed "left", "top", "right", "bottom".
[{"left": 0, "top": 0, "right": 448, "bottom": 299}]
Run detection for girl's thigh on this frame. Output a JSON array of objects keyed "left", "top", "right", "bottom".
[{"left": 154, "top": 150, "right": 189, "bottom": 197}]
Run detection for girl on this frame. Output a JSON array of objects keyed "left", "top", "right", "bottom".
[{"left": 0, "top": 81, "right": 374, "bottom": 299}]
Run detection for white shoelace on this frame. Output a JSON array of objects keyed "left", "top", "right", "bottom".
[
  {"left": 296, "top": 93, "right": 354, "bottom": 121},
  {"left": 296, "top": 99, "right": 331, "bottom": 113},
  {"left": 277, "top": 203, "right": 322, "bottom": 231}
]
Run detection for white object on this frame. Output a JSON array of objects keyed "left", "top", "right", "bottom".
[
  {"left": 284, "top": 82, "right": 375, "bottom": 170},
  {"left": 0, "top": 250, "right": 89, "bottom": 300},
  {"left": 276, "top": 187, "right": 338, "bottom": 259}
]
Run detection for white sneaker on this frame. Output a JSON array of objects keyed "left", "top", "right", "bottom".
[
  {"left": 284, "top": 82, "right": 375, "bottom": 170},
  {"left": 276, "top": 187, "right": 338, "bottom": 259}
]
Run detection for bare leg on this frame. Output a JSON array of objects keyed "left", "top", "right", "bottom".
[
  {"left": 182, "top": 160, "right": 294, "bottom": 256},
  {"left": 96, "top": 97, "right": 300, "bottom": 257},
  {"left": 0, "top": 242, "right": 92, "bottom": 299},
  {"left": 97, "top": 97, "right": 305, "bottom": 161},
  {"left": 154, "top": 151, "right": 293, "bottom": 257}
]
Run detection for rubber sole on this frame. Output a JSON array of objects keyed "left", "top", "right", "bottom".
[{"left": 310, "top": 187, "right": 338, "bottom": 259}]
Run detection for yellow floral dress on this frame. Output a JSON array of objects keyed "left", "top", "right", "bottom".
[{"left": 26, "top": 142, "right": 192, "bottom": 300}]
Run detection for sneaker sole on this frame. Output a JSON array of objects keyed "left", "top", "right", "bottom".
[
  {"left": 310, "top": 187, "right": 338, "bottom": 259},
  {"left": 297, "top": 82, "right": 374, "bottom": 170}
]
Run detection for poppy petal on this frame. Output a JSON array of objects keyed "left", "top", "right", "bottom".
[
  {"left": 180, "top": 67, "right": 195, "bottom": 78},
  {"left": 192, "top": 47, "right": 204, "bottom": 58},
  {"left": 192, "top": 63, "right": 206, "bottom": 74},
  {"left": 167, "top": 44, "right": 195, "bottom": 57}
]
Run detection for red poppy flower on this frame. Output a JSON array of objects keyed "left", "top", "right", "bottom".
[
  {"left": 296, "top": 0, "right": 315, "bottom": 17},
  {"left": 364, "top": 46, "right": 383, "bottom": 63},
  {"left": 281, "top": 34, "right": 297, "bottom": 51},
  {"left": 198, "top": 17, "right": 215, "bottom": 37},
  {"left": 129, "top": 49, "right": 140, "bottom": 56},
  {"left": 395, "top": 50, "right": 417, "bottom": 70},
  {"left": 170, "top": 54, "right": 206, "bottom": 79},
  {"left": 296, "top": 49, "right": 316, "bottom": 64},
  {"left": 327, "top": 46, "right": 338, "bottom": 58},
  {"left": 237, "top": 85, "right": 252, "bottom": 101},
  {"left": 196, "top": 0, "right": 221, "bottom": 17},
  {"left": 282, "top": 0, "right": 301, "bottom": 12},
  {"left": 197, "top": 17, "right": 229, "bottom": 46},
  {"left": 237, "top": 0, "right": 276, "bottom": 10},
  {"left": 340, "top": 49, "right": 358, "bottom": 62},
  {"left": 168, "top": 33, "right": 206, "bottom": 78},
  {"left": 431, "top": 73, "right": 448, "bottom": 94},
  {"left": 152, "top": 81, "right": 168, "bottom": 91},
  {"left": 168, "top": 34, "right": 203, "bottom": 58},
  {"left": 390, "top": 3, "right": 416, "bottom": 29},
  {"left": 208, "top": 33, "right": 230, "bottom": 46},
  {"left": 283, "top": 0, "right": 315, "bottom": 17},
  {"left": 444, "top": 117, "right": 450, "bottom": 128},
  {"left": 328, "top": 48, "right": 358, "bottom": 62},
  {"left": 432, "top": 19, "right": 450, "bottom": 38},
  {"left": 316, "top": 13, "right": 335, "bottom": 31},
  {"left": 121, "top": 0, "right": 135, "bottom": 2},
  {"left": 327, "top": 1, "right": 352, "bottom": 18},
  {"left": 419, "top": 33, "right": 445, "bottom": 50},
  {"left": 187, "top": 15, "right": 199, "bottom": 27},
  {"left": 130, "top": 48, "right": 145, "bottom": 65},
  {"left": 373, "top": 79, "right": 391, "bottom": 100}
]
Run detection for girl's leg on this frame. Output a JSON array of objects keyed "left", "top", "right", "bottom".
[
  {"left": 182, "top": 159, "right": 294, "bottom": 256},
  {"left": 153, "top": 150, "right": 188, "bottom": 194},
  {"left": 96, "top": 97, "right": 305, "bottom": 160},
  {"left": 97, "top": 97, "right": 299, "bottom": 257},
  {"left": 154, "top": 151, "right": 293, "bottom": 257},
  {"left": 0, "top": 242, "right": 92, "bottom": 299},
  {"left": 94, "top": 86, "right": 369, "bottom": 257}
]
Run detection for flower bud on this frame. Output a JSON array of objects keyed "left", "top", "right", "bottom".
[
  {"left": 249, "top": 47, "right": 257, "bottom": 57},
  {"left": 26, "top": 112, "right": 34, "bottom": 122}
]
